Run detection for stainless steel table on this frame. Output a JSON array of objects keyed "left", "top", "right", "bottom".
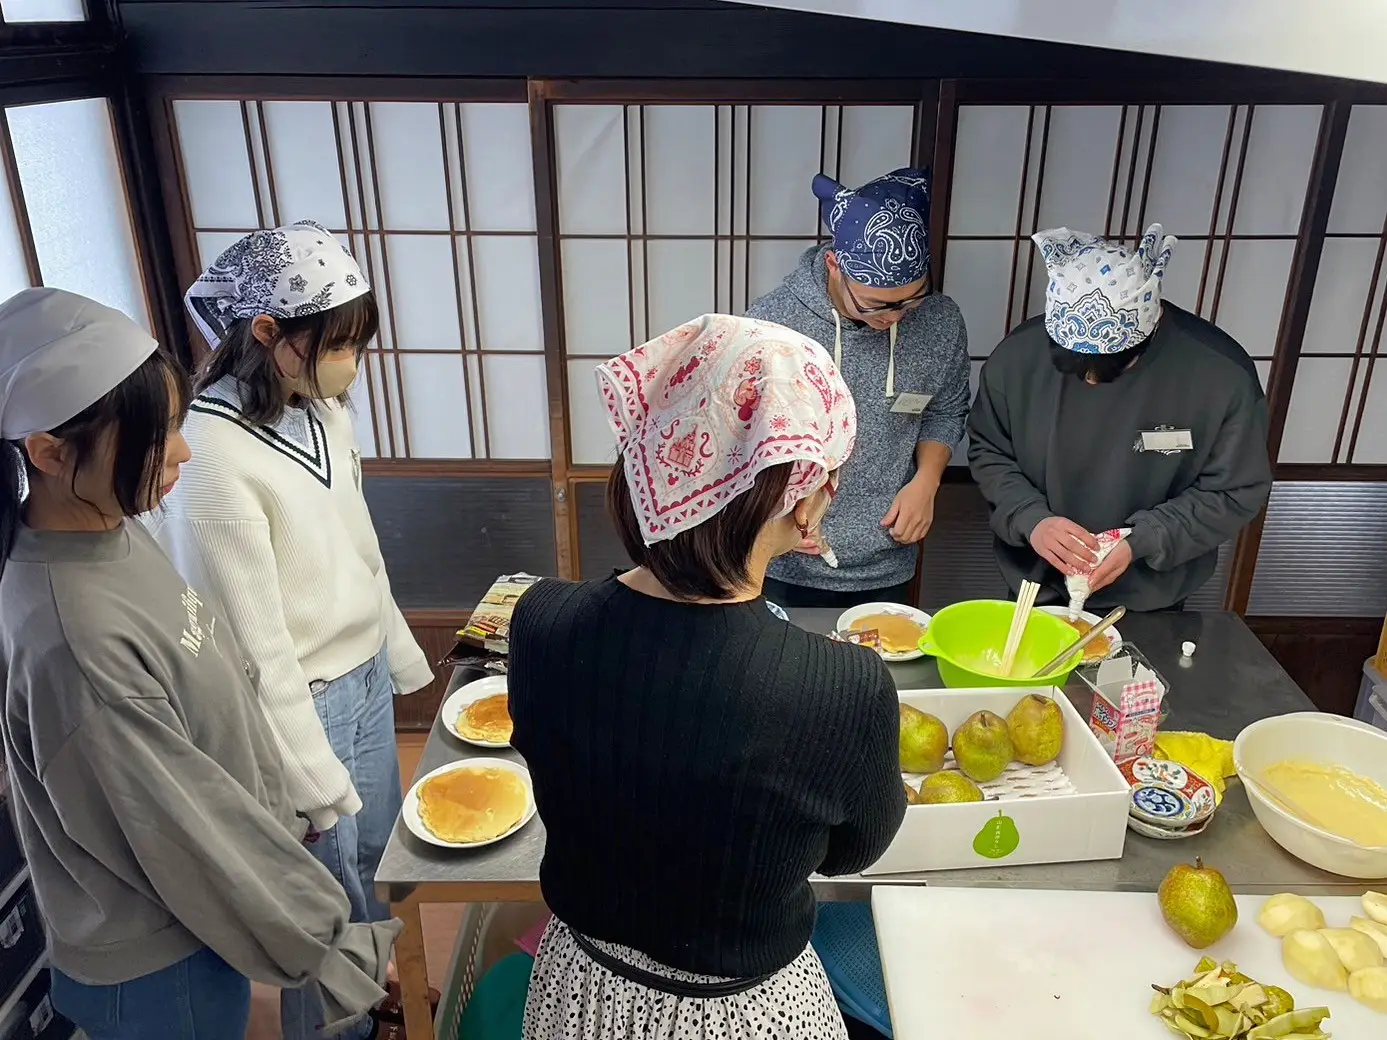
[{"left": 376, "top": 609, "right": 1362, "bottom": 1038}]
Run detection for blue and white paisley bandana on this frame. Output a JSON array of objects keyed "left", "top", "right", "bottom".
[
  {"left": 185, "top": 219, "right": 370, "bottom": 350},
  {"left": 1034, "top": 223, "right": 1177, "bottom": 355},
  {"left": 813, "top": 167, "right": 930, "bottom": 289}
]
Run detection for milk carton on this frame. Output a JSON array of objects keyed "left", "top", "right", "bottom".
[{"left": 1081, "top": 644, "right": 1168, "bottom": 763}]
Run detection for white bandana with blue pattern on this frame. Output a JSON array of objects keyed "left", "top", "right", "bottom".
[
  {"left": 813, "top": 167, "right": 930, "bottom": 289},
  {"left": 1034, "top": 223, "right": 1177, "bottom": 355}
]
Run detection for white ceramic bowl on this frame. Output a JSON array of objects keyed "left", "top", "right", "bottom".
[
  {"left": 834, "top": 603, "right": 933, "bottom": 662},
  {"left": 1232, "top": 711, "right": 1387, "bottom": 879}
]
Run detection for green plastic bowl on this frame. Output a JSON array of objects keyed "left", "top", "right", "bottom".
[{"left": 918, "top": 600, "right": 1083, "bottom": 688}]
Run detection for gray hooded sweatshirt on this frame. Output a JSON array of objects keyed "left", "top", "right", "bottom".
[
  {"left": 0, "top": 521, "right": 399, "bottom": 1034},
  {"left": 746, "top": 245, "right": 970, "bottom": 591}
]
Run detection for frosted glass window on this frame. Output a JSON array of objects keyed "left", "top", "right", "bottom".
[
  {"left": 458, "top": 103, "right": 535, "bottom": 232},
  {"left": 1328, "top": 106, "right": 1387, "bottom": 235},
  {"left": 748, "top": 105, "right": 821, "bottom": 236},
  {"left": 261, "top": 102, "right": 347, "bottom": 230},
  {"left": 555, "top": 106, "right": 628, "bottom": 235},
  {"left": 1033, "top": 107, "right": 1124, "bottom": 233},
  {"left": 568, "top": 359, "right": 616, "bottom": 465},
  {"left": 645, "top": 239, "right": 715, "bottom": 334},
  {"left": 469, "top": 235, "right": 543, "bottom": 352},
  {"left": 1352, "top": 370, "right": 1387, "bottom": 464},
  {"left": 398, "top": 353, "right": 473, "bottom": 458},
  {"left": 949, "top": 106, "right": 1028, "bottom": 237},
  {"left": 836, "top": 106, "right": 914, "bottom": 192},
  {"left": 368, "top": 103, "right": 450, "bottom": 231},
  {"left": 1232, "top": 106, "right": 1320, "bottom": 236},
  {"left": 1302, "top": 238, "right": 1386, "bottom": 356},
  {"left": 747, "top": 239, "right": 815, "bottom": 305},
  {"left": 1, "top": 0, "right": 85, "bottom": 22},
  {"left": 0, "top": 160, "right": 30, "bottom": 302},
  {"left": 642, "top": 106, "right": 716, "bottom": 236},
  {"left": 1279, "top": 357, "right": 1354, "bottom": 463},
  {"left": 1141, "top": 106, "right": 1236, "bottom": 239},
  {"left": 1207, "top": 240, "right": 1295, "bottom": 358},
  {"left": 383, "top": 235, "right": 462, "bottom": 351},
  {"left": 173, "top": 100, "right": 260, "bottom": 229},
  {"left": 483, "top": 354, "right": 550, "bottom": 459},
  {"left": 562, "top": 239, "right": 631, "bottom": 356},
  {"left": 942, "top": 240, "right": 1016, "bottom": 357},
  {"left": 6, "top": 98, "right": 149, "bottom": 329}
]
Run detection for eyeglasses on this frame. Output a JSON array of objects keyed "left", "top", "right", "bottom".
[{"left": 842, "top": 277, "right": 930, "bottom": 316}]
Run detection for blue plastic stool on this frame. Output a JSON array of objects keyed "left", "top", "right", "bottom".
[{"left": 811, "top": 902, "right": 893, "bottom": 1038}]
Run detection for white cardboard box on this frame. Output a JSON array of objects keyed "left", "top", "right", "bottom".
[{"left": 864, "top": 687, "right": 1130, "bottom": 875}]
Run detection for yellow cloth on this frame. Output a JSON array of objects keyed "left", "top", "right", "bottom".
[{"left": 1153, "top": 731, "right": 1236, "bottom": 804}]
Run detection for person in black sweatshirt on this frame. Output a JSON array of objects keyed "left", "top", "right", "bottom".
[
  {"left": 509, "top": 313, "right": 906, "bottom": 1040},
  {"left": 968, "top": 223, "right": 1272, "bottom": 612}
]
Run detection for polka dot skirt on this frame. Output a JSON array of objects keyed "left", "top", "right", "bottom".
[{"left": 523, "top": 919, "right": 850, "bottom": 1040}]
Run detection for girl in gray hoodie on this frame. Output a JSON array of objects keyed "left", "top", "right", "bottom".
[{"left": 0, "top": 288, "right": 399, "bottom": 1040}]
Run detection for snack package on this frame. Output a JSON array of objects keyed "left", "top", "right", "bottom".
[{"left": 1066, "top": 527, "right": 1131, "bottom": 619}]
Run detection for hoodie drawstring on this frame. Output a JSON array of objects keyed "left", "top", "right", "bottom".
[{"left": 833, "top": 309, "right": 897, "bottom": 399}]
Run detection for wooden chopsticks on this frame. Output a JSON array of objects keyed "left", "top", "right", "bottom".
[{"left": 1001, "top": 580, "right": 1041, "bottom": 677}]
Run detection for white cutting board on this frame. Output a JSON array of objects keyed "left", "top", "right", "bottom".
[{"left": 872, "top": 887, "right": 1382, "bottom": 1039}]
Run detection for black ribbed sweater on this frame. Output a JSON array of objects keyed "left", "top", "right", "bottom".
[{"left": 509, "top": 576, "right": 906, "bottom": 978}]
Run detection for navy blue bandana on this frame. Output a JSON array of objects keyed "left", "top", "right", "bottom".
[{"left": 813, "top": 167, "right": 930, "bottom": 289}]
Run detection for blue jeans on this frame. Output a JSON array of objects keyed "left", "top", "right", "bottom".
[
  {"left": 51, "top": 948, "right": 250, "bottom": 1040},
  {"left": 282, "top": 647, "right": 402, "bottom": 1040}
]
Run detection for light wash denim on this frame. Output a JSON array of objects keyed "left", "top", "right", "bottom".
[
  {"left": 52, "top": 947, "right": 250, "bottom": 1040},
  {"left": 282, "top": 646, "right": 401, "bottom": 1040}
]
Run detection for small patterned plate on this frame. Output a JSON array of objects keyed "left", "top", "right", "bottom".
[
  {"left": 1120, "top": 756, "right": 1218, "bottom": 829},
  {"left": 1127, "top": 813, "right": 1214, "bottom": 841}
]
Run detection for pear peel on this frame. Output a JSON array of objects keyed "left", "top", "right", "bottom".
[
  {"left": 1364, "top": 891, "right": 1387, "bottom": 926},
  {"left": 1258, "top": 894, "right": 1326, "bottom": 937},
  {"left": 1319, "top": 927, "right": 1384, "bottom": 973},
  {"left": 1282, "top": 929, "right": 1349, "bottom": 992},
  {"left": 1348, "top": 965, "right": 1387, "bottom": 1014},
  {"left": 1151, "top": 959, "right": 1324, "bottom": 1039},
  {"left": 1350, "top": 916, "right": 1387, "bottom": 958}
]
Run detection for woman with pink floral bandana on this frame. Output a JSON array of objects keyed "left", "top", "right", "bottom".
[{"left": 508, "top": 313, "right": 906, "bottom": 1040}]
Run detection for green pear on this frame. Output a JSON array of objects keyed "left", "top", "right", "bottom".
[
  {"left": 1005, "top": 694, "right": 1065, "bottom": 766},
  {"left": 903, "top": 781, "right": 920, "bottom": 805},
  {"left": 917, "top": 771, "right": 984, "bottom": 804},
  {"left": 898, "top": 704, "right": 949, "bottom": 774},
  {"left": 951, "top": 710, "right": 1014, "bottom": 783},
  {"left": 1158, "top": 857, "right": 1239, "bottom": 950}
]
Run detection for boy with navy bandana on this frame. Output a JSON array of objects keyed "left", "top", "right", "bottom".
[
  {"left": 968, "top": 224, "right": 1272, "bottom": 612},
  {"left": 746, "top": 168, "right": 971, "bottom": 608}
]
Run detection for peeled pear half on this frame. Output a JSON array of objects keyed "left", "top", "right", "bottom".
[
  {"left": 1282, "top": 929, "right": 1349, "bottom": 992},
  {"left": 1352, "top": 916, "right": 1387, "bottom": 958},
  {"left": 1258, "top": 893, "right": 1325, "bottom": 937},
  {"left": 1320, "top": 927, "right": 1384, "bottom": 972},
  {"left": 1348, "top": 965, "right": 1387, "bottom": 1014},
  {"left": 1364, "top": 890, "right": 1387, "bottom": 926}
]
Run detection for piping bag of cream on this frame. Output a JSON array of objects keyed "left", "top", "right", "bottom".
[
  {"left": 815, "top": 526, "right": 838, "bottom": 569},
  {"left": 1066, "top": 527, "right": 1130, "bottom": 619}
]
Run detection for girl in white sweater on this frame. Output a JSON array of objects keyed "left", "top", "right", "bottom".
[{"left": 155, "top": 221, "right": 432, "bottom": 1040}]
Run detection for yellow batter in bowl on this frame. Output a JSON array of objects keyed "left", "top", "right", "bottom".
[{"left": 1262, "top": 758, "right": 1387, "bottom": 848}]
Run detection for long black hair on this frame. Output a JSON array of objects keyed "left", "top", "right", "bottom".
[
  {"left": 0, "top": 348, "right": 191, "bottom": 567},
  {"left": 195, "top": 293, "right": 379, "bottom": 426}
]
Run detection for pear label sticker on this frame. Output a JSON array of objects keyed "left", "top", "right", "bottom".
[{"left": 973, "top": 811, "right": 1020, "bottom": 859}]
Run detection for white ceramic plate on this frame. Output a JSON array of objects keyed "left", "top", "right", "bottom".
[
  {"left": 1037, "top": 606, "right": 1123, "bottom": 661},
  {"left": 403, "top": 758, "right": 537, "bottom": 850},
  {"left": 834, "top": 603, "right": 933, "bottom": 662},
  {"left": 441, "top": 675, "right": 511, "bottom": 748}
]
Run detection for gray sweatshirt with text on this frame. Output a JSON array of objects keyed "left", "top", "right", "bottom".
[
  {"left": 0, "top": 522, "right": 398, "bottom": 1033},
  {"left": 967, "top": 304, "right": 1272, "bottom": 611},
  {"left": 746, "top": 245, "right": 971, "bottom": 591}
]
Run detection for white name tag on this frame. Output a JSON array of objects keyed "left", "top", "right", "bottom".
[
  {"left": 890, "top": 392, "right": 933, "bottom": 416},
  {"left": 1140, "top": 429, "right": 1194, "bottom": 452}
]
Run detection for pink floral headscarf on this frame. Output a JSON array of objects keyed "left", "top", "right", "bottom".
[{"left": 597, "top": 313, "right": 857, "bottom": 546}]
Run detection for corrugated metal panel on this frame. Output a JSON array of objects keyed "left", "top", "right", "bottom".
[{"left": 1248, "top": 481, "right": 1387, "bottom": 616}]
